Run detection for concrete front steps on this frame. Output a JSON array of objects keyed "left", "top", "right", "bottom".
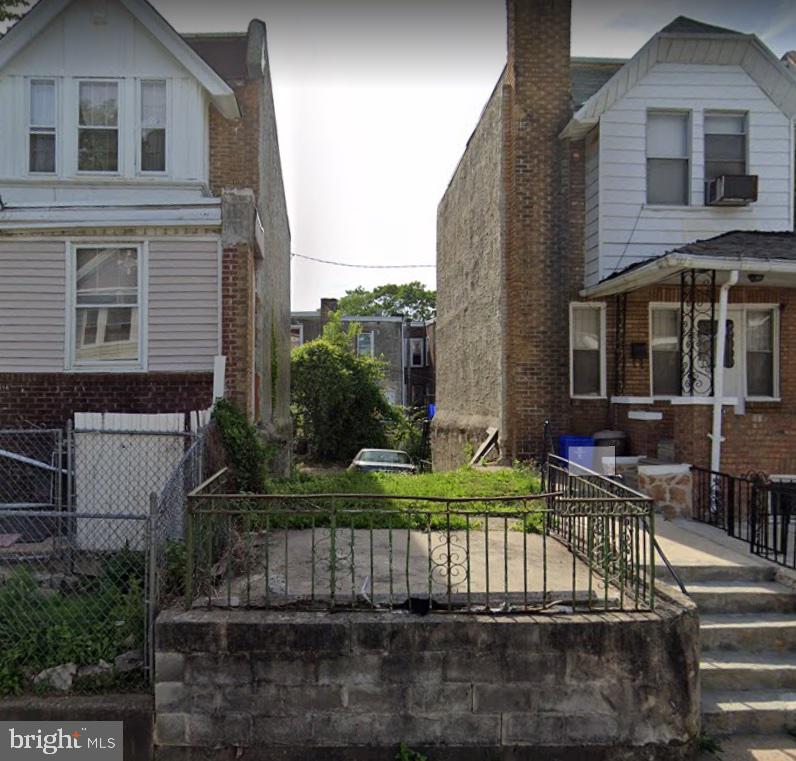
[{"left": 661, "top": 562, "right": 796, "bottom": 736}]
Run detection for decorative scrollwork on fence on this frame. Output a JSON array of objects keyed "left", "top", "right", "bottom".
[{"left": 429, "top": 534, "right": 469, "bottom": 589}]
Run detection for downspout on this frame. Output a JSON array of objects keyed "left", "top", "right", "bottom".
[
  {"left": 709, "top": 270, "right": 739, "bottom": 473},
  {"left": 401, "top": 319, "right": 407, "bottom": 407}
]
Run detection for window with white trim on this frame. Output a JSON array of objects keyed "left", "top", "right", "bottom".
[
  {"left": 357, "top": 331, "right": 374, "bottom": 358},
  {"left": 646, "top": 111, "right": 689, "bottom": 205},
  {"left": 570, "top": 304, "right": 605, "bottom": 397},
  {"left": 73, "top": 247, "right": 141, "bottom": 365},
  {"left": 746, "top": 309, "right": 775, "bottom": 398},
  {"left": 29, "top": 79, "right": 56, "bottom": 173},
  {"left": 290, "top": 324, "right": 304, "bottom": 350},
  {"left": 704, "top": 112, "right": 747, "bottom": 182},
  {"left": 650, "top": 307, "right": 680, "bottom": 396},
  {"left": 78, "top": 81, "right": 119, "bottom": 172},
  {"left": 409, "top": 337, "right": 425, "bottom": 367},
  {"left": 140, "top": 80, "right": 167, "bottom": 173}
]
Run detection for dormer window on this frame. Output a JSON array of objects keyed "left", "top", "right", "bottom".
[
  {"left": 29, "top": 79, "right": 56, "bottom": 173},
  {"left": 140, "top": 80, "right": 167, "bottom": 173},
  {"left": 704, "top": 113, "right": 747, "bottom": 181},
  {"left": 646, "top": 111, "right": 690, "bottom": 206},
  {"left": 78, "top": 80, "right": 119, "bottom": 173}
]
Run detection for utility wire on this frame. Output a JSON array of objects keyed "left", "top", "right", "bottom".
[{"left": 291, "top": 252, "right": 435, "bottom": 269}]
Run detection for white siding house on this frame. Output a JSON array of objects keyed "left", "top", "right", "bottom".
[{"left": 562, "top": 22, "right": 796, "bottom": 287}]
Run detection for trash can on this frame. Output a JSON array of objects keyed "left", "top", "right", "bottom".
[
  {"left": 558, "top": 435, "right": 595, "bottom": 470},
  {"left": 592, "top": 430, "right": 628, "bottom": 457}
]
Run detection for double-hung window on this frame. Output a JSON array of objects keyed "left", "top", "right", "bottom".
[
  {"left": 570, "top": 304, "right": 605, "bottom": 397},
  {"left": 29, "top": 79, "right": 56, "bottom": 173},
  {"left": 73, "top": 246, "right": 141, "bottom": 366},
  {"left": 650, "top": 307, "right": 680, "bottom": 396},
  {"left": 746, "top": 309, "right": 775, "bottom": 398},
  {"left": 705, "top": 113, "right": 747, "bottom": 182},
  {"left": 357, "top": 331, "right": 375, "bottom": 358},
  {"left": 140, "top": 80, "right": 167, "bottom": 173},
  {"left": 78, "top": 81, "right": 119, "bottom": 172},
  {"left": 646, "top": 111, "right": 690, "bottom": 205}
]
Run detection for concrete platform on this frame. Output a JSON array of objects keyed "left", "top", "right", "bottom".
[{"left": 696, "top": 734, "right": 796, "bottom": 760}]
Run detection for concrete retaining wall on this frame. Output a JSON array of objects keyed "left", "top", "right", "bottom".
[{"left": 155, "top": 602, "right": 700, "bottom": 760}]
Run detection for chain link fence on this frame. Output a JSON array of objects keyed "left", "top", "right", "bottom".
[{"left": 0, "top": 421, "right": 222, "bottom": 696}]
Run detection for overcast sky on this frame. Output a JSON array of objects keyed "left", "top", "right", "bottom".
[{"left": 9, "top": 1, "right": 796, "bottom": 309}]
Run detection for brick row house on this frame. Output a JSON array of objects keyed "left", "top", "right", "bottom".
[
  {"left": 433, "top": 0, "right": 796, "bottom": 479},
  {"left": 291, "top": 298, "right": 435, "bottom": 409},
  {"left": 0, "top": 0, "right": 291, "bottom": 453}
]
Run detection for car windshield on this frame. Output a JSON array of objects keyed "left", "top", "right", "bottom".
[{"left": 359, "top": 450, "right": 411, "bottom": 464}]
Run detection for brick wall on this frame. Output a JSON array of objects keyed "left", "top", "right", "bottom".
[
  {"left": 0, "top": 373, "right": 212, "bottom": 429},
  {"left": 580, "top": 284, "right": 796, "bottom": 475},
  {"left": 155, "top": 605, "right": 699, "bottom": 760}
]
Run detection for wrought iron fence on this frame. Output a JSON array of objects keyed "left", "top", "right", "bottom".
[
  {"left": 184, "top": 458, "right": 657, "bottom": 614},
  {"left": 0, "top": 510, "right": 150, "bottom": 696},
  {"left": 693, "top": 466, "right": 796, "bottom": 569}
]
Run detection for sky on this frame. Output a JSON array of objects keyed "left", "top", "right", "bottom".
[{"left": 7, "top": 0, "right": 796, "bottom": 309}]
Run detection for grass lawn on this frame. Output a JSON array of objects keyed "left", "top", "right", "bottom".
[{"left": 248, "top": 465, "right": 545, "bottom": 530}]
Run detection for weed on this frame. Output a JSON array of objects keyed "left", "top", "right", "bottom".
[
  {"left": 396, "top": 743, "right": 429, "bottom": 761},
  {"left": 697, "top": 734, "right": 723, "bottom": 756}
]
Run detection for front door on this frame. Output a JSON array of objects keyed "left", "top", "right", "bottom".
[{"left": 695, "top": 309, "right": 742, "bottom": 398}]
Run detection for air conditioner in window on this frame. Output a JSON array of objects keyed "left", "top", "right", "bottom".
[{"left": 705, "top": 175, "right": 758, "bottom": 206}]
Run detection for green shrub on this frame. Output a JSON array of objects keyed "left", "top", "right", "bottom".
[
  {"left": 291, "top": 318, "right": 396, "bottom": 463},
  {"left": 212, "top": 398, "right": 273, "bottom": 491}
]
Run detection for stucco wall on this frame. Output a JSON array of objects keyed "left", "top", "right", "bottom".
[
  {"left": 155, "top": 602, "right": 700, "bottom": 760},
  {"left": 431, "top": 76, "right": 506, "bottom": 470}
]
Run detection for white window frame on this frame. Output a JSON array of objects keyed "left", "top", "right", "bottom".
[
  {"left": 409, "top": 337, "right": 425, "bottom": 368},
  {"left": 647, "top": 302, "right": 779, "bottom": 402},
  {"left": 290, "top": 323, "right": 304, "bottom": 348},
  {"left": 569, "top": 302, "right": 607, "bottom": 399},
  {"left": 65, "top": 241, "right": 148, "bottom": 372},
  {"left": 27, "top": 77, "right": 58, "bottom": 176},
  {"left": 645, "top": 109, "right": 691, "bottom": 207},
  {"left": 137, "top": 78, "right": 169, "bottom": 176},
  {"left": 357, "top": 331, "right": 375, "bottom": 359},
  {"left": 703, "top": 110, "right": 748, "bottom": 183},
  {"left": 77, "top": 78, "right": 122, "bottom": 175}
]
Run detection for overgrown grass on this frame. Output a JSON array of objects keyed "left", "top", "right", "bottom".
[
  {"left": 0, "top": 552, "right": 146, "bottom": 696},
  {"left": 207, "top": 465, "right": 546, "bottom": 531}
]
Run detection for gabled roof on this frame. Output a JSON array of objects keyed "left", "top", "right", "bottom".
[
  {"left": 562, "top": 16, "right": 796, "bottom": 139},
  {"left": 0, "top": 0, "right": 240, "bottom": 119},
  {"left": 571, "top": 58, "right": 626, "bottom": 110},
  {"left": 183, "top": 34, "right": 249, "bottom": 86}
]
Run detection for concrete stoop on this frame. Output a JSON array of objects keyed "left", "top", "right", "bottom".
[{"left": 664, "top": 562, "right": 796, "bottom": 736}]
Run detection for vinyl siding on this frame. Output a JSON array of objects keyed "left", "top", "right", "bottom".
[
  {"left": 0, "top": 240, "right": 66, "bottom": 371},
  {"left": 148, "top": 239, "right": 219, "bottom": 372},
  {"left": 597, "top": 62, "right": 793, "bottom": 280}
]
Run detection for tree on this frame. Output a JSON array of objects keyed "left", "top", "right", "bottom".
[
  {"left": 291, "top": 323, "right": 395, "bottom": 462},
  {"left": 0, "top": 0, "right": 28, "bottom": 29},
  {"left": 336, "top": 282, "right": 436, "bottom": 321}
]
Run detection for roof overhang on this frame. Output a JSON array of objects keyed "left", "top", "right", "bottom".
[
  {"left": 561, "top": 32, "right": 796, "bottom": 141},
  {"left": 582, "top": 253, "right": 796, "bottom": 298},
  {"left": 0, "top": 0, "right": 240, "bottom": 120}
]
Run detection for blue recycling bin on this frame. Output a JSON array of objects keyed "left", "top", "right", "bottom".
[{"left": 558, "top": 435, "right": 594, "bottom": 470}]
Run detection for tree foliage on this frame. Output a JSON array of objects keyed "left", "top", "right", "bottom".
[
  {"left": 291, "top": 324, "right": 395, "bottom": 463},
  {"left": 336, "top": 281, "right": 436, "bottom": 321},
  {"left": 0, "top": 0, "right": 28, "bottom": 28}
]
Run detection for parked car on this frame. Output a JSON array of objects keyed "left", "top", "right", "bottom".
[{"left": 348, "top": 449, "right": 417, "bottom": 474}]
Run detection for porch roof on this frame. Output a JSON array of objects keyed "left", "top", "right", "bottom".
[{"left": 582, "top": 231, "right": 796, "bottom": 298}]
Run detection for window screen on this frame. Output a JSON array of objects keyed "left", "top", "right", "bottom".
[
  {"left": 705, "top": 113, "right": 746, "bottom": 182},
  {"left": 651, "top": 309, "right": 680, "bottom": 396},
  {"left": 571, "top": 306, "right": 602, "bottom": 396},
  {"left": 746, "top": 310, "right": 774, "bottom": 397},
  {"left": 30, "top": 80, "right": 56, "bottom": 173}
]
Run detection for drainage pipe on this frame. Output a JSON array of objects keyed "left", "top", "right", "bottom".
[{"left": 710, "top": 270, "right": 739, "bottom": 474}]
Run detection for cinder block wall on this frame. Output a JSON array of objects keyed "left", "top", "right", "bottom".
[{"left": 155, "top": 606, "right": 700, "bottom": 760}]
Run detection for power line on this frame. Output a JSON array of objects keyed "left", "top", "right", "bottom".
[{"left": 291, "top": 252, "right": 436, "bottom": 269}]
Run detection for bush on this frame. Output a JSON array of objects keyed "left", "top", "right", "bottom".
[
  {"left": 212, "top": 398, "right": 272, "bottom": 491},
  {"left": 291, "top": 320, "right": 396, "bottom": 463},
  {"left": 388, "top": 406, "right": 430, "bottom": 463}
]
